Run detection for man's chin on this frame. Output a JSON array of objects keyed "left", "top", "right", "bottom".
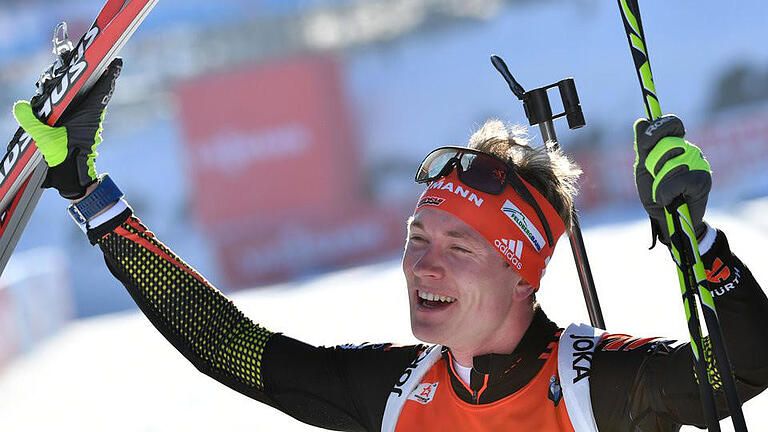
[{"left": 410, "top": 321, "right": 449, "bottom": 346}]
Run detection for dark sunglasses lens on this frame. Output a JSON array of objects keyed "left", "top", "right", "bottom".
[
  {"left": 458, "top": 153, "right": 507, "bottom": 194},
  {"left": 416, "top": 149, "right": 459, "bottom": 183}
]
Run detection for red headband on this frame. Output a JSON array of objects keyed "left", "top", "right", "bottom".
[{"left": 413, "top": 170, "right": 565, "bottom": 289}]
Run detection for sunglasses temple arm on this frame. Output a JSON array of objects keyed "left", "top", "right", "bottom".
[
  {"left": 507, "top": 174, "right": 554, "bottom": 246},
  {"left": 531, "top": 201, "right": 554, "bottom": 247}
]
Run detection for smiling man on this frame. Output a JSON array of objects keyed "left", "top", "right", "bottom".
[
  {"left": 12, "top": 63, "right": 768, "bottom": 431},
  {"left": 401, "top": 124, "right": 576, "bottom": 375}
]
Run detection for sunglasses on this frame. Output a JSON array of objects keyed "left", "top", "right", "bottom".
[{"left": 414, "top": 146, "right": 555, "bottom": 246}]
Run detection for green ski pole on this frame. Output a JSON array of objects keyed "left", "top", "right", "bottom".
[{"left": 616, "top": 1, "right": 748, "bottom": 430}]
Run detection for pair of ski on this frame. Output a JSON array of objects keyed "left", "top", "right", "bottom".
[
  {"left": 0, "top": 0, "right": 157, "bottom": 274},
  {"left": 617, "top": 1, "right": 748, "bottom": 430}
]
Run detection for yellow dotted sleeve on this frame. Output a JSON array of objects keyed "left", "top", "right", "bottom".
[{"left": 98, "top": 216, "right": 274, "bottom": 392}]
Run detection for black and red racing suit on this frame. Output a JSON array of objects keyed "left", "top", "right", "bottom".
[{"left": 87, "top": 208, "right": 768, "bottom": 431}]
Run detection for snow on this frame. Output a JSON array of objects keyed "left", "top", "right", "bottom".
[{"left": 1, "top": 199, "right": 768, "bottom": 431}]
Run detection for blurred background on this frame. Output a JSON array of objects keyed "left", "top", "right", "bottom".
[{"left": 0, "top": 0, "right": 767, "bottom": 430}]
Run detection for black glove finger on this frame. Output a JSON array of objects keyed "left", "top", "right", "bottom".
[
  {"left": 60, "top": 58, "right": 123, "bottom": 127},
  {"left": 655, "top": 167, "right": 712, "bottom": 208},
  {"left": 634, "top": 167, "right": 656, "bottom": 207},
  {"left": 83, "top": 57, "right": 123, "bottom": 108},
  {"left": 634, "top": 115, "right": 686, "bottom": 154},
  {"left": 647, "top": 145, "right": 685, "bottom": 178},
  {"left": 688, "top": 193, "right": 710, "bottom": 237},
  {"left": 44, "top": 158, "right": 88, "bottom": 200},
  {"left": 633, "top": 118, "right": 650, "bottom": 138},
  {"left": 75, "top": 149, "right": 96, "bottom": 188}
]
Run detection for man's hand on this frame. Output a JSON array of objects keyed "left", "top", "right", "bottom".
[
  {"left": 12, "top": 58, "right": 122, "bottom": 200},
  {"left": 633, "top": 114, "right": 712, "bottom": 245}
]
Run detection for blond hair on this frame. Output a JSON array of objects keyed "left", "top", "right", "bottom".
[{"left": 467, "top": 119, "right": 582, "bottom": 230}]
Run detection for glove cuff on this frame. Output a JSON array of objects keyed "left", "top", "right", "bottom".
[{"left": 697, "top": 222, "right": 717, "bottom": 255}]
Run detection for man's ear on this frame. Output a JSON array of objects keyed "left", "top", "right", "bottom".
[{"left": 512, "top": 278, "right": 535, "bottom": 302}]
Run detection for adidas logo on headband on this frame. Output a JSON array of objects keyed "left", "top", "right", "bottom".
[{"left": 494, "top": 238, "right": 524, "bottom": 270}]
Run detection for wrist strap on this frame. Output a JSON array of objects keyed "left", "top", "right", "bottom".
[{"left": 67, "top": 174, "right": 123, "bottom": 225}]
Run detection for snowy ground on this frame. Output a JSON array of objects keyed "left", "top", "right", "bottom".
[{"left": 2, "top": 199, "right": 768, "bottom": 431}]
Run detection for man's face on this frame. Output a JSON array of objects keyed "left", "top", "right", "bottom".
[{"left": 402, "top": 208, "right": 528, "bottom": 354}]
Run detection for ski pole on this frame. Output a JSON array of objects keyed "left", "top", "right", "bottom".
[
  {"left": 491, "top": 56, "right": 605, "bottom": 329},
  {"left": 616, "top": 1, "right": 748, "bottom": 430}
]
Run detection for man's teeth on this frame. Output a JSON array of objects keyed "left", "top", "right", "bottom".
[{"left": 418, "top": 291, "right": 456, "bottom": 303}]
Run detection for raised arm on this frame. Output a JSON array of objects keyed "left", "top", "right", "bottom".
[
  {"left": 589, "top": 115, "right": 768, "bottom": 430},
  {"left": 13, "top": 59, "right": 422, "bottom": 432},
  {"left": 91, "top": 210, "right": 420, "bottom": 431}
]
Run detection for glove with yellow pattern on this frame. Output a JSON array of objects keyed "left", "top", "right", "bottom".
[
  {"left": 12, "top": 58, "right": 122, "bottom": 200},
  {"left": 634, "top": 114, "right": 712, "bottom": 246}
]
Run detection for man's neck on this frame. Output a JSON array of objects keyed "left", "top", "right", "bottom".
[{"left": 450, "top": 306, "right": 536, "bottom": 368}]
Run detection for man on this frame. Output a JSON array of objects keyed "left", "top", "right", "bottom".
[{"left": 13, "top": 59, "right": 768, "bottom": 431}]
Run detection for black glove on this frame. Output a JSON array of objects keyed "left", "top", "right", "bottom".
[
  {"left": 13, "top": 58, "right": 122, "bottom": 199},
  {"left": 633, "top": 114, "right": 712, "bottom": 246}
]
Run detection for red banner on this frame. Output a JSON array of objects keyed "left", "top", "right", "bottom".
[
  {"left": 176, "top": 56, "right": 408, "bottom": 288},
  {"left": 176, "top": 56, "right": 360, "bottom": 226},
  {"left": 212, "top": 203, "right": 408, "bottom": 287}
]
